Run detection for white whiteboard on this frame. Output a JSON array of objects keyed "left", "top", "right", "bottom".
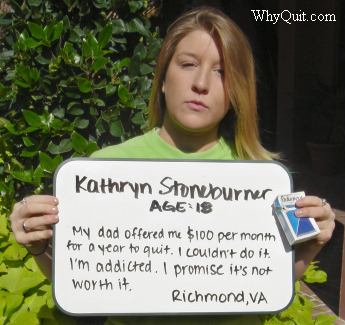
[{"left": 53, "top": 159, "right": 294, "bottom": 316}]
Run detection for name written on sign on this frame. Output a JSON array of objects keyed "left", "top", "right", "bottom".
[{"left": 74, "top": 175, "right": 272, "bottom": 202}]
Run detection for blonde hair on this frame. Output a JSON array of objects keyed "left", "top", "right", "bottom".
[{"left": 148, "top": 7, "right": 276, "bottom": 160}]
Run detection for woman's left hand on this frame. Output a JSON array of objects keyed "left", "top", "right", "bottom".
[{"left": 295, "top": 196, "right": 335, "bottom": 246}]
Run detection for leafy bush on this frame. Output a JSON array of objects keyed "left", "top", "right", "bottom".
[
  {"left": 0, "top": 0, "right": 161, "bottom": 323},
  {"left": 261, "top": 262, "right": 337, "bottom": 325}
]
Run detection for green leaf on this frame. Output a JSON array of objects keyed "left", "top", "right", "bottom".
[
  {"left": 23, "top": 38, "right": 42, "bottom": 48},
  {"left": 48, "top": 139, "right": 73, "bottom": 154},
  {"left": 3, "top": 242, "right": 28, "bottom": 260},
  {"left": 86, "top": 142, "right": 99, "bottom": 156},
  {"left": 94, "top": 78, "right": 107, "bottom": 89},
  {"left": 112, "top": 19, "right": 126, "bottom": 34},
  {"left": 28, "top": 22, "right": 46, "bottom": 40},
  {"left": 146, "top": 37, "right": 162, "bottom": 59},
  {"left": 314, "top": 314, "right": 338, "bottom": 324},
  {"left": 0, "top": 19, "right": 12, "bottom": 26},
  {"left": 51, "top": 21, "right": 63, "bottom": 41},
  {"left": 118, "top": 58, "right": 130, "bottom": 69},
  {"left": 302, "top": 261, "right": 327, "bottom": 283},
  {"left": 39, "top": 152, "right": 55, "bottom": 173},
  {"left": 133, "top": 42, "right": 147, "bottom": 60},
  {"left": 16, "top": 66, "right": 31, "bottom": 83},
  {"left": 33, "top": 166, "right": 45, "bottom": 182},
  {"left": 35, "top": 55, "right": 51, "bottom": 64},
  {"left": 72, "top": 132, "right": 87, "bottom": 153},
  {"left": 22, "top": 110, "right": 43, "bottom": 128},
  {"left": 128, "top": 54, "right": 140, "bottom": 78},
  {"left": 134, "top": 96, "right": 146, "bottom": 108},
  {"left": 109, "top": 120, "right": 124, "bottom": 137},
  {"left": 82, "top": 39, "right": 91, "bottom": 57},
  {"left": 131, "top": 111, "right": 145, "bottom": 125},
  {"left": 10, "top": 171, "right": 33, "bottom": 183},
  {"left": 118, "top": 84, "right": 131, "bottom": 101},
  {"left": 95, "top": 117, "right": 106, "bottom": 133},
  {"left": 14, "top": 79, "right": 30, "bottom": 88},
  {"left": 2, "top": 292, "right": 23, "bottom": 316},
  {"left": 91, "top": 57, "right": 109, "bottom": 73},
  {"left": 129, "top": 1, "right": 143, "bottom": 13},
  {"left": 28, "top": 0, "right": 42, "bottom": 6},
  {"left": 0, "top": 267, "right": 45, "bottom": 294},
  {"left": 74, "top": 118, "right": 89, "bottom": 129},
  {"left": 140, "top": 63, "right": 154, "bottom": 75},
  {"left": 10, "top": 308, "right": 40, "bottom": 325},
  {"left": 0, "top": 214, "right": 9, "bottom": 237},
  {"left": 98, "top": 24, "right": 113, "bottom": 49},
  {"left": 69, "top": 108, "right": 84, "bottom": 116},
  {"left": 87, "top": 33, "right": 100, "bottom": 58},
  {"left": 77, "top": 78, "right": 92, "bottom": 93},
  {"left": 128, "top": 18, "right": 151, "bottom": 37},
  {"left": 44, "top": 21, "right": 55, "bottom": 40},
  {"left": 106, "top": 83, "right": 116, "bottom": 96}
]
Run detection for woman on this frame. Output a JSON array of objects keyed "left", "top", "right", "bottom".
[{"left": 10, "top": 6, "right": 335, "bottom": 324}]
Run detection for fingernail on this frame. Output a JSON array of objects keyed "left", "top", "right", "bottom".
[
  {"left": 50, "top": 206, "right": 58, "bottom": 213},
  {"left": 295, "top": 209, "right": 303, "bottom": 216},
  {"left": 296, "top": 199, "right": 303, "bottom": 205}
]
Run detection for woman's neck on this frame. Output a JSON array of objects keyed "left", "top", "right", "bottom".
[{"left": 157, "top": 126, "right": 219, "bottom": 153}]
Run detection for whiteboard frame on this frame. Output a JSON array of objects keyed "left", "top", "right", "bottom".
[{"left": 53, "top": 158, "right": 295, "bottom": 317}]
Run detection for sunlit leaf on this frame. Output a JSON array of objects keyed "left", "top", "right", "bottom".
[
  {"left": 39, "top": 151, "right": 54, "bottom": 173},
  {"left": 3, "top": 242, "right": 28, "bottom": 261},
  {"left": 0, "top": 267, "right": 45, "bottom": 294},
  {"left": 72, "top": 132, "right": 87, "bottom": 153},
  {"left": 23, "top": 110, "right": 43, "bottom": 128}
]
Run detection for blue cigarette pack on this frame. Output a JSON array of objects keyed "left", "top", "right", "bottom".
[{"left": 273, "top": 191, "right": 320, "bottom": 245}]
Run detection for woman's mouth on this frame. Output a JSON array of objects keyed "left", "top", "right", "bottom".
[{"left": 187, "top": 101, "right": 208, "bottom": 111}]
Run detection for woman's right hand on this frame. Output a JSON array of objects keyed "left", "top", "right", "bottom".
[{"left": 9, "top": 195, "right": 59, "bottom": 255}]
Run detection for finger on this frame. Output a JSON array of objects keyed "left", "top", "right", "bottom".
[
  {"left": 10, "top": 204, "right": 59, "bottom": 239},
  {"left": 295, "top": 205, "right": 335, "bottom": 220},
  {"left": 22, "top": 214, "right": 59, "bottom": 231},
  {"left": 11, "top": 203, "right": 59, "bottom": 228},
  {"left": 17, "top": 228, "right": 54, "bottom": 247},
  {"left": 24, "top": 195, "right": 59, "bottom": 205},
  {"left": 12, "top": 195, "right": 58, "bottom": 214},
  {"left": 21, "top": 203, "right": 58, "bottom": 219},
  {"left": 295, "top": 206, "right": 326, "bottom": 219},
  {"left": 295, "top": 196, "right": 324, "bottom": 208}
]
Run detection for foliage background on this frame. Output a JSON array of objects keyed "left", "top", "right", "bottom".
[
  {"left": 0, "top": 0, "right": 161, "bottom": 324},
  {"left": 0, "top": 0, "right": 338, "bottom": 324}
]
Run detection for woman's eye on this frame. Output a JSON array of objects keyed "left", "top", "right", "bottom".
[
  {"left": 181, "top": 62, "right": 196, "bottom": 68},
  {"left": 216, "top": 68, "right": 224, "bottom": 75}
]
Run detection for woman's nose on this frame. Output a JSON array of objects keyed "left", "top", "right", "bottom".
[{"left": 192, "top": 69, "right": 209, "bottom": 94}]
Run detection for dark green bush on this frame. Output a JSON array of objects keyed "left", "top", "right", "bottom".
[
  {"left": 0, "top": 0, "right": 162, "bottom": 204},
  {"left": 0, "top": 0, "right": 161, "bottom": 323}
]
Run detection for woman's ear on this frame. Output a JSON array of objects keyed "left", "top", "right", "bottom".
[{"left": 162, "top": 80, "right": 165, "bottom": 94}]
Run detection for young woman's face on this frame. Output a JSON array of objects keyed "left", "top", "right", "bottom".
[{"left": 162, "top": 29, "right": 230, "bottom": 138}]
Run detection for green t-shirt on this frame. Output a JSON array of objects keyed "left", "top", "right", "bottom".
[
  {"left": 91, "top": 129, "right": 238, "bottom": 160},
  {"left": 91, "top": 130, "right": 261, "bottom": 325}
]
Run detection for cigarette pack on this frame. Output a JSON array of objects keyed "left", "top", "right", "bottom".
[{"left": 273, "top": 191, "right": 320, "bottom": 245}]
